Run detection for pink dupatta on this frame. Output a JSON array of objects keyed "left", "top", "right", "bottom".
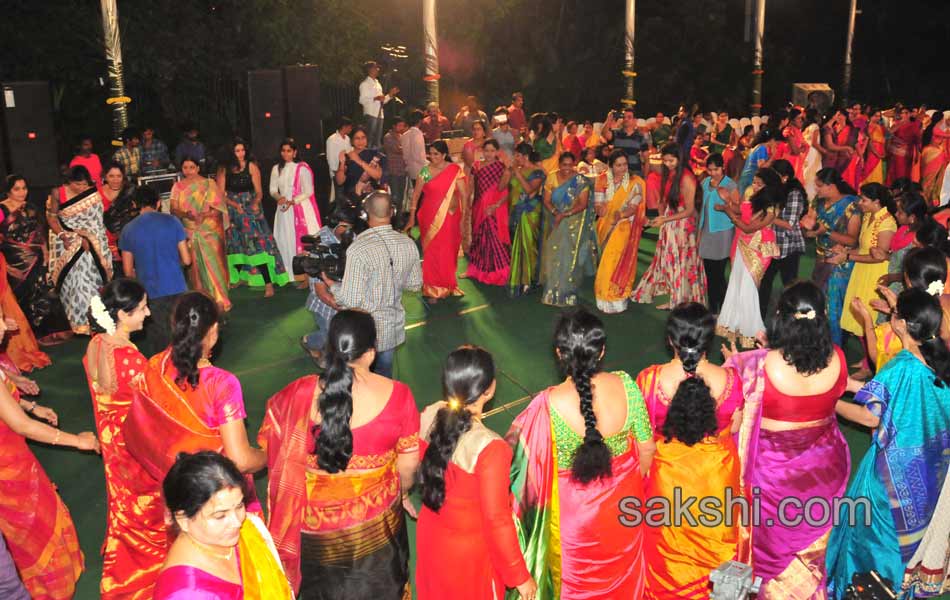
[{"left": 292, "top": 163, "right": 322, "bottom": 254}]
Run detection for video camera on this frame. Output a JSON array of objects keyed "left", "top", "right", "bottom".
[{"left": 291, "top": 207, "right": 366, "bottom": 281}]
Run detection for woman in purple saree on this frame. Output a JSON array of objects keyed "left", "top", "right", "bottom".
[{"left": 725, "top": 281, "right": 850, "bottom": 598}]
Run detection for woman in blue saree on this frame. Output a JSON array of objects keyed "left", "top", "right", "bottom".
[
  {"left": 804, "top": 168, "right": 860, "bottom": 346},
  {"left": 827, "top": 288, "right": 950, "bottom": 599},
  {"left": 539, "top": 152, "right": 597, "bottom": 307}
]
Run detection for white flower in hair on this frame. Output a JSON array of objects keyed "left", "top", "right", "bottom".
[
  {"left": 794, "top": 309, "right": 816, "bottom": 320},
  {"left": 89, "top": 295, "right": 116, "bottom": 335},
  {"left": 927, "top": 280, "right": 945, "bottom": 297}
]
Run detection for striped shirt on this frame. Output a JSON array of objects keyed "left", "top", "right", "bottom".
[{"left": 330, "top": 225, "right": 422, "bottom": 351}]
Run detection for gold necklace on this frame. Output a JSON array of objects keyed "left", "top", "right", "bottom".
[{"left": 186, "top": 534, "right": 234, "bottom": 561}]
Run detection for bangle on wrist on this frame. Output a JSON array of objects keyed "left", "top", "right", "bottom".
[
  {"left": 52, "top": 429, "right": 61, "bottom": 445},
  {"left": 27, "top": 401, "right": 36, "bottom": 413}
]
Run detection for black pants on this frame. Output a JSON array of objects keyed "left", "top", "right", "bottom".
[
  {"left": 704, "top": 258, "right": 729, "bottom": 314},
  {"left": 760, "top": 252, "right": 802, "bottom": 319}
]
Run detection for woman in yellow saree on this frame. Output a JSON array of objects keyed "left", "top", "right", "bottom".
[
  {"left": 594, "top": 150, "right": 646, "bottom": 314},
  {"left": 170, "top": 158, "right": 231, "bottom": 312},
  {"left": 861, "top": 111, "right": 886, "bottom": 185}
]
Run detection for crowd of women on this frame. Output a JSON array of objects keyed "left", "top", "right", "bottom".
[
  {"left": 2, "top": 101, "right": 950, "bottom": 600},
  {"left": 6, "top": 269, "right": 950, "bottom": 599}
]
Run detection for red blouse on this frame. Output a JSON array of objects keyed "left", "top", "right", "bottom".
[{"left": 762, "top": 346, "right": 847, "bottom": 421}]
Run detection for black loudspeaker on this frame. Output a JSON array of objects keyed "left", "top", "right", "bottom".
[
  {"left": 283, "top": 65, "right": 323, "bottom": 166},
  {"left": 247, "top": 70, "right": 287, "bottom": 162},
  {"left": 2, "top": 82, "right": 58, "bottom": 188}
]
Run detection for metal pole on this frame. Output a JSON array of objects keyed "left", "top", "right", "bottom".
[
  {"left": 100, "top": 0, "right": 129, "bottom": 146},
  {"left": 622, "top": 0, "right": 636, "bottom": 109},
  {"left": 422, "top": 0, "right": 440, "bottom": 105},
  {"left": 751, "top": 0, "right": 766, "bottom": 117},
  {"left": 842, "top": 0, "right": 858, "bottom": 106}
]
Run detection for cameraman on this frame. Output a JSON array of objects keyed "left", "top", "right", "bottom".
[
  {"left": 320, "top": 190, "right": 421, "bottom": 377},
  {"left": 301, "top": 207, "right": 361, "bottom": 367}
]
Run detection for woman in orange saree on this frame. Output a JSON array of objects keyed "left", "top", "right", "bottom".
[
  {"left": 638, "top": 304, "right": 742, "bottom": 600},
  {"left": 0, "top": 251, "right": 50, "bottom": 371},
  {"left": 123, "top": 292, "right": 266, "bottom": 520},
  {"left": 169, "top": 158, "right": 231, "bottom": 312},
  {"left": 0, "top": 317, "right": 99, "bottom": 600},
  {"left": 83, "top": 279, "right": 167, "bottom": 600},
  {"left": 861, "top": 111, "right": 887, "bottom": 185},
  {"left": 920, "top": 115, "right": 950, "bottom": 206},
  {"left": 406, "top": 140, "right": 467, "bottom": 302}
]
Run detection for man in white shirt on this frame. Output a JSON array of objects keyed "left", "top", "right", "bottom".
[
  {"left": 402, "top": 109, "right": 428, "bottom": 209},
  {"left": 358, "top": 61, "right": 398, "bottom": 149},
  {"left": 326, "top": 116, "right": 353, "bottom": 207}
]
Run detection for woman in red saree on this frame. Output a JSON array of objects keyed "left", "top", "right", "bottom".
[
  {"left": 507, "top": 310, "right": 655, "bottom": 599},
  {"left": 637, "top": 304, "right": 743, "bottom": 599},
  {"left": 466, "top": 139, "right": 511, "bottom": 285},
  {"left": 406, "top": 140, "right": 467, "bottom": 302},
  {"left": 782, "top": 109, "right": 809, "bottom": 181},
  {"left": 887, "top": 108, "right": 922, "bottom": 186},
  {"left": 416, "top": 346, "right": 535, "bottom": 600},
  {"left": 258, "top": 310, "right": 420, "bottom": 597},
  {"left": 169, "top": 158, "right": 231, "bottom": 312},
  {"left": 0, "top": 250, "right": 50, "bottom": 371},
  {"left": 0, "top": 316, "right": 98, "bottom": 600},
  {"left": 123, "top": 292, "right": 266, "bottom": 521},
  {"left": 83, "top": 279, "right": 166, "bottom": 599}
]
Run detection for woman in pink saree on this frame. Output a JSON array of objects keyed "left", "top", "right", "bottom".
[
  {"left": 406, "top": 140, "right": 467, "bottom": 302},
  {"left": 169, "top": 158, "right": 231, "bottom": 311},
  {"left": 887, "top": 108, "right": 921, "bottom": 186},
  {"left": 465, "top": 139, "right": 510, "bottom": 285},
  {"left": 506, "top": 309, "right": 655, "bottom": 599},
  {"left": 724, "top": 281, "right": 850, "bottom": 598}
]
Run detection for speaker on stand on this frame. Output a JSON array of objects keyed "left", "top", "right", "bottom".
[
  {"left": 283, "top": 65, "right": 329, "bottom": 219},
  {"left": 247, "top": 70, "right": 287, "bottom": 226}
]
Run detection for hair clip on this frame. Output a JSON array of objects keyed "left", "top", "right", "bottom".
[
  {"left": 794, "top": 309, "right": 816, "bottom": 320},
  {"left": 927, "top": 281, "right": 945, "bottom": 297}
]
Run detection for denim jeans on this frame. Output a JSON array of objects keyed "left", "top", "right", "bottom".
[
  {"left": 365, "top": 115, "right": 384, "bottom": 149},
  {"left": 372, "top": 348, "right": 395, "bottom": 378},
  {"left": 303, "top": 310, "right": 332, "bottom": 353}
]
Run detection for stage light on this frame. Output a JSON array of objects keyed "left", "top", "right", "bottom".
[{"left": 27, "top": 132, "right": 36, "bottom": 139}]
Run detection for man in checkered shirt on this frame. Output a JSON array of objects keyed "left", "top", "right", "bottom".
[{"left": 320, "top": 191, "right": 422, "bottom": 377}]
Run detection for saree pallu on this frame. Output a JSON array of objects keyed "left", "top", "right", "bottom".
[
  {"left": 539, "top": 174, "right": 597, "bottom": 307},
  {"left": 84, "top": 341, "right": 166, "bottom": 599},
  {"left": 170, "top": 179, "right": 231, "bottom": 311},
  {"left": 783, "top": 126, "right": 808, "bottom": 181},
  {"left": 825, "top": 124, "right": 858, "bottom": 174},
  {"left": 124, "top": 350, "right": 258, "bottom": 512},
  {"left": 0, "top": 378, "right": 83, "bottom": 600},
  {"left": 508, "top": 169, "right": 545, "bottom": 296},
  {"left": 48, "top": 186, "right": 112, "bottom": 334},
  {"left": 920, "top": 131, "right": 950, "bottom": 206},
  {"left": 840, "top": 207, "right": 898, "bottom": 337},
  {"left": 645, "top": 429, "right": 741, "bottom": 600},
  {"left": 506, "top": 391, "right": 645, "bottom": 600},
  {"left": 419, "top": 163, "right": 464, "bottom": 299},
  {"left": 0, "top": 253, "right": 50, "bottom": 371},
  {"left": 726, "top": 349, "right": 850, "bottom": 600},
  {"left": 827, "top": 351, "right": 950, "bottom": 599},
  {"left": 861, "top": 123, "right": 887, "bottom": 185},
  {"left": 594, "top": 175, "right": 646, "bottom": 313},
  {"left": 466, "top": 160, "right": 511, "bottom": 286},
  {"left": 225, "top": 190, "right": 290, "bottom": 287},
  {"left": 152, "top": 514, "right": 293, "bottom": 600}
]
